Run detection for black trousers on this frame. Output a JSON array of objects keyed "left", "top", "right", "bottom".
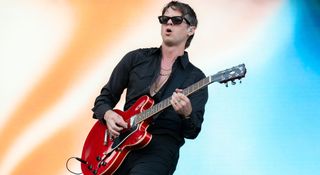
[{"left": 113, "top": 134, "right": 180, "bottom": 175}]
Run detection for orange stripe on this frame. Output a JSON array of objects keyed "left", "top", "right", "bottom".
[
  {"left": 0, "top": 0, "right": 149, "bottom": 164},
  {"left": 10, "top": 109, "right": 93, "bottom": 175}
]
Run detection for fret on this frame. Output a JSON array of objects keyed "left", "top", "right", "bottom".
[
  {"left": 189, "top": 85, "right": 193, "bottom": 94},
  {"left": 154, "top": 104, "right": 158, "bottom": 113},
  {"left": 163, "top": 99, "right": 170, "bottom": 108},
  {"left": 195, "top": 82, "right": 198, "bottom": 90},
  {"left": 148, "top": 109, "right": 152, "bottom": 116},
  {"left": 154, "top": 105, "right": 158, "bottom": 114},
  {"left": 200, "top": 79, "right": 205, "bottom": 88},
  {"left": 160, "top": 101, "right": 164, "bottom": 110}
]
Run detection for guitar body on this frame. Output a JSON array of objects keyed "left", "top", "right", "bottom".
[{"left": 81, "top": 95, "right": 154, "bottom": 175}]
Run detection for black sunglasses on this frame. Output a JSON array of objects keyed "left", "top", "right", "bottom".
[{"left": 158, "top": 16, "right": 190, "bottom": 25}]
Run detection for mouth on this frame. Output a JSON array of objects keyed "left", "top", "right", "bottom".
[{"left": 165, "top": 28, "right": 172, "bottom": 35}]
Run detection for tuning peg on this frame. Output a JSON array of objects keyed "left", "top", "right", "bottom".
[{"left": 231, "top": 81, "right": 236, "bottom": 85}]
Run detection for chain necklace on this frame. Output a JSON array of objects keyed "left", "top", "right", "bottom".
[
  {"left": 159, "top": 67, "right": 172, "bottom": 76},
  {"left": 150, "top": 57, "right": 175, "bottom": 96}
]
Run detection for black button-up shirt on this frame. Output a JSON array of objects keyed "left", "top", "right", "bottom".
[{"left": 92, "top": 47, "right": 208, "bottom": 145}]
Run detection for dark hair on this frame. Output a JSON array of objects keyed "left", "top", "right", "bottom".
[{"left": 161, "top": 1, "right": 198, "bottom": 48}]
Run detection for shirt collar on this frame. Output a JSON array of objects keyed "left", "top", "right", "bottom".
[
  {"left": 153, "top": 46, "right": 190, "bottom": 69},
  {"left": 177, "top": 51, "right": 190, "bottom": 69}
]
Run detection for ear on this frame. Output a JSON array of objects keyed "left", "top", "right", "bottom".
[{"left": 187, "top": 26, "right": 196, "bottom": 36}]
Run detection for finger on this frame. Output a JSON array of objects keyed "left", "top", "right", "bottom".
[
  {"left": 178, "top": 93, "right": 191, "bottom": 105},
  {"left": 109, "top": 113, "right": 126, "bottom": 127},
  {"left": 180, "top": 98, "right": 190, "bottom": 107},
  {"left": 172, "top": 92, "right": 182, "bottom": 103},
  {"left": 179, "top": 100, "right": 186, "bottom": 107},
  {"left": 172, "top": 92, "right": 178, "bottom": 99},
  {"left": 171, "top": 97, "right": 179, "bottom": 106},
  {"left": 116, "top": 118, "right": 128, "bottom": 128},
  {"left": 175, "top": 88, "right": 183, "bottom": 93},
  {"left": 176, "top": 92, "right": 186, "bottom": 100},
  {"left": 108, "top": 128, "right": 120, "bottom": 138},
  {"left": 107, "top": 118, "right": 123, "bottom": 131},
  {"left": 170, "top": 99, "right": 179, "bottom": 110},
  {"left": 172, "top": 99, "right": 183, "bottom": 111},
  {"left": 174, "top": 91, "right": 187, "bottom": 103},
  {"left": 175, "top": 98, "right": 185, "bottom": 108},
  {"left": 112, "top": 123, "right": 124, "bottom": 132}
]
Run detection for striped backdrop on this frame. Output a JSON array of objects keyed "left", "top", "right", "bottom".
[{"left": 1, "top": 1, "right": 320, "bottom": 175}]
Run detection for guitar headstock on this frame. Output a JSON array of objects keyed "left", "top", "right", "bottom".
[{"left": 212, "top": 64, "right": 247, "bottom": 86}]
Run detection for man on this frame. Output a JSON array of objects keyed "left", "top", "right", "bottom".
[{"left": 91, "top": 1, "right": 208, "bottom": 174}]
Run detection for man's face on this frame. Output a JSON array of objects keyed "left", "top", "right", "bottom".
[{"left": 160, "top": 7, "right": 192, "bottom": 48}]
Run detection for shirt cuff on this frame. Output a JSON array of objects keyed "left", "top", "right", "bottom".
[{"left": 92, "top": 104, "right": 112, "bottom": 120}]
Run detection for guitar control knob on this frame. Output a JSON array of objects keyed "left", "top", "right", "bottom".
[
  {"left": 87, "top": 165, "right": 93, "bottom": 170},
  {"left": 96, "top": 156, "right": 101, "bottom": 161},
  {"left": 92, "top": 170, "right": 97, "bottom": 175}
]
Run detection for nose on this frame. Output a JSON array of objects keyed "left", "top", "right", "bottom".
[{"left": 166, "top": 19, "right": 173, "bottom": 25}]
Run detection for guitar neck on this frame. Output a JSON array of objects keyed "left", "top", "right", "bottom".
[
  {"left": 134, "top": 76, "right": 213, "bottom": 124},
  {"left": 133, "top": 63, "right": 246, "bottom": 125}
]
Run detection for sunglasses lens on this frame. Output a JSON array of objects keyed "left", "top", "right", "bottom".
[
  {"left": 158, "top": 16, "right": 169, "bottom": 24},
  {"left": 171, "top": 16, "right": 183, "bottom": 25}
]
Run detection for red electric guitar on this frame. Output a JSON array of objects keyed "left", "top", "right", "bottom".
[{"left": 80, "top": 64, "right": 246, "bottom": 175}]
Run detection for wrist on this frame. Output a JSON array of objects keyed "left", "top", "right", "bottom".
[{"left": 104, "top": 110, "right": 113, "bottom": 120}]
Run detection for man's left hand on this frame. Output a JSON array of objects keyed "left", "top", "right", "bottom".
[{"left": 170, "top": 89, "right": 192, "bottom": 118}]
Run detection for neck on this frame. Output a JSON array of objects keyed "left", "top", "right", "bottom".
[{"left": 161, "top": 44, "right": 185, "bottom": 61}]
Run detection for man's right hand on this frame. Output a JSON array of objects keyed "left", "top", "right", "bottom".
[{"left": 104, "top": 110, "right": 128, "bottom": 138}]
